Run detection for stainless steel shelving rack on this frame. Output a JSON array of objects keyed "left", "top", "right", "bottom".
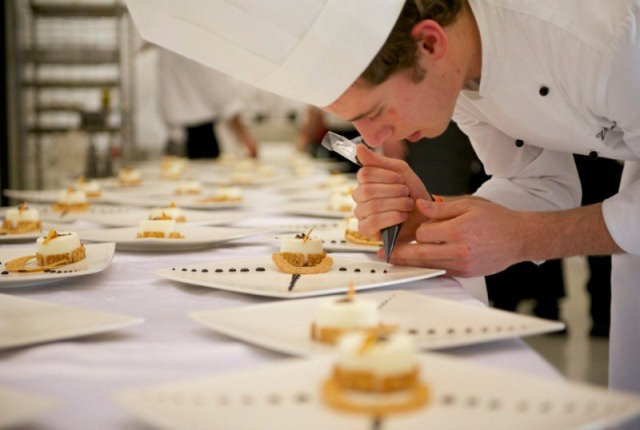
[{"left": 7, "top": 0, "right": 136, "bottom": 189}]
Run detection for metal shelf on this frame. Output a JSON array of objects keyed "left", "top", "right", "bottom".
[
  {"left": 23, "top": 79, "right": 120, "bottom": 88},
  {"left": 24, "top": 48, "right": 119, "bottom": 64},
  {"left": 30, "top": 4, "right": 126, "bottom": 18}
]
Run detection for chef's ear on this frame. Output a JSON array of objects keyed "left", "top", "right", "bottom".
[{"left": 411, "top": 20, "right": 448, "bottom": 60}]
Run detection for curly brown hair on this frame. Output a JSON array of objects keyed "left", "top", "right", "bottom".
[{"left": 360, "top": 0, "right": 465, "bottom": 86}]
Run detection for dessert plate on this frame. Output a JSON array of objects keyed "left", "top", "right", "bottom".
[
  {"left": 0, "top": 242, "right": 116, "bottom": 289},
  {"left": 77, "top": 208, "right": 253, "bottom": 227},
  {"left": 154, "top": 256, "right": 444, "bottom": 298},
  {"left": 266, "top": 231, "right": 379, "bottom": 253},
  {"left": 0, "top": 293, "right": 143, "bottom": 350},
  {"left": 79, "top": 226, "right": 268, "bottom": 252},
  {"left": 109, "top": 193, "right": 246, "bottom": 210},
  {"left": 272, "top": 220, "right": 344, "bottom": 233},
  {"left": 115, "top": 354, "right": 640, "bottom": 430},
  {"left": 277, "top": 201, "right": 354, "bottom": 219},
  {"left": 0, "top": 385, "right": 55, "bottom": 429},
  {"left": 190, "top": 290, "right": 565, "bottom": 356}
]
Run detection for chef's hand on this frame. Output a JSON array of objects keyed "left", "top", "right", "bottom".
[
  {"left": 352, "top": 144, "right": 431, "bottom": 242},
  {"left": 381, "top": 198, "right": 526, "bottom": 277}
]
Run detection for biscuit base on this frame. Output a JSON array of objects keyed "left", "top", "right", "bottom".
[
  {"left": 272, "top": 253, "right": 333, "bottom": 275},
  {"left": 85, "top": 191, "right": 101, "bottom": 198},
  {"left": 310, "top": 322, "right": 396, "bottom": 345},
  {"left": 345, "top": 230, "right": 382, "bottom": 246},
  {"left": 322, "top": 376, "right": 429, "bottom": 415},
  {"left": 1, "top": 220, "right": 41, "bottom": 234},
  {"left": 197, "top": 196, "right": 243, "bottom": 203},
  {"left": 36, "top": 244, "right": 86, "bottom": 266},
  {"left": 118, "top": 179, "right": 141, "bottom": 186},
  {"left": 136, "top": 231, "right": 184, "bottom": 239},
  {"left": 51, "top": 203, "right": 90, "bottom": 212},
  {"left": 332, "top": 365, "right": 420, "bottom": 393}
]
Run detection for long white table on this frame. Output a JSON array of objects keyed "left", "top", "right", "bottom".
[{"left": 0, "top": 168, "right": 561, "bottom": 429}]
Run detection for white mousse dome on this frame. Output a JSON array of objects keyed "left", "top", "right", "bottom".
[
  {"left": 36, "top": 231, "right": 81, "bottom": 258},
  {"left": 58, "top": 189, "right": 88, "bottom": 204},
  {"left": 315, "top": 297, "right": 379, "bottom": 330},
  {"left": 280, "top": 236, "right": 324, "bottom": 264},
  {"left": 138, "top": 219, "right": 177, "bottom": 235},
  {"left": 5, "top": 205, "right": 40, "bottom": 227},
  {"left": 337, "top": 332, "right": 417, "bottom": 377}
]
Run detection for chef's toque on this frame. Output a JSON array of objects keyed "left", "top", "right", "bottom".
[{"left": 126, "top": 0, "right": 405, "bottom": 107}]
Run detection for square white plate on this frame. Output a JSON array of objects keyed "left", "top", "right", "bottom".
[
  {"left": 0, "top": 242, "right": 115, "bottom": 289},
  {"left": 154, "top": 256, "right": 444, "bottom": 298},
  {"left": 0, "top": 385, "right": 55, "bottom": 429},
  {"left": 0, "top": 293, "right": 143, "bottom": 350},
  {"left": 112, "top": 193, "right": 246, "bottom": 210},
  {"left": 79, "top": 226, "right": 268, "bottom": 252},
  {"left": 271, "top": 220, "right": 345, "bottom": 233},
  {"left": 190, "top": 290, "right": 565, "bottom": 356},
  {"left": 267, "top": 230, "right": 379, "bottom": 253},
  {"left": 277, "top": 201, "right": 354, "bottom": 219},
  {"left": 115, "top": 354, "right": 640, "bottom": 430},
  {"left": 77, "top": 208, "right": 253, "bottom": 227}
]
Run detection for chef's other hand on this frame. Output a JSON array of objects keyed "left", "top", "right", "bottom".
[
  {"left": 378, "top": 198, "right": 526, "bottom": 277},
  {"left": 353, "top": 144, "right": 431, "bottom": 242}
]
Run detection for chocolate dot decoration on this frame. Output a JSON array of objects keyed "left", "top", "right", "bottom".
[
  {"left": 267, "top": 394, "right": 281, "bottom": 405},
  {"left": 294, "top": 393, "right": 309, "bottom": 403},
  {"left": 171, "top": 268, "right": 176, "bottom": 271},
  {"left": 340, "top": 240, "right": 346, "bottom": 244},
  {"left": 240, "top": 268, "right": 249, "bottom": 272},
  {"left": 256, "top": 267, "right": 265, "bottom": 272},
  {"left": 441, "top": 394, "right": 455, "bottom": 405},
  {"left": 408, "top": 329, "right": 418, "bottom": 335},
  {"left": 383, "top": 269, "right": 388, "bottom": 273},
  {"left": 330, "top": 240, "right": 336, "bottom": 244},
  {"left": 201, "top": 269, "right": 209, "bottom": 273},
  {"left": 339, "top": 267, "right": 347, "bottom": 271},
  {"left": 488, "top": 398, "right": 501, "bottom": 410},
  {"left": 1, "top": 271, "right": 9, "bottom": 275},
  {"left": 191, "top": 269, "right": 197, "bottom": 272},
  {"left": 181, "top": 268, "right": 187, "bottom": 272},
  {"left": 229, "top": 268, "right": 237, "bottom": 272},
  {"left": 215, "top": 269, "right": 223, "bottom": 273},
  {"left": 354, "top": 268, "right": 361, "bottom": 273},
  {"left": 370, "top": 269, "right": 376, "bottom": 273}
]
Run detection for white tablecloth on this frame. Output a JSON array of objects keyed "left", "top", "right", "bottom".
[{"left": 0, "top": 180, "right": 561, "bottom": 429}]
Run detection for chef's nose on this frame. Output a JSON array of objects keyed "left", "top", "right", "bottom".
[{"left": 352, "top": 121, "right": 393, "bottom": 148}]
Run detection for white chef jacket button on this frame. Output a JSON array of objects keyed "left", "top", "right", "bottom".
[
  {"left": 515, "top": 139, "right": 524, "bottom": 147},
  {"left": 589, "top": 151, "right": 599, "bottom": 160},
  {"left": 539, "top": 86, "right": 550, "bottom": 96}
]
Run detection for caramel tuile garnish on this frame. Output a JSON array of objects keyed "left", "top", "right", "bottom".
[
  {"left": 303, "top": 228, "right": 313, "bottom": 243},
  {"left": 18, "top": 202, "right": 29, "bottom": 212},
  {"left": 358, "top": 333, "right": 378, "bottom": 355},
  {"left": 160, "top": 212, "right": 171, "bottom": 220},
  {"left": 347, "top": 281, "right": 356, "bottom": 300},
  {"left": 42, "top": 229, "right": 59, "bottom": 245}
]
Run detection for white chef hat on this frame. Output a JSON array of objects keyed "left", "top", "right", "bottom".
[{"left": 126, "top": 0, "right": 405, "bottom": 107}]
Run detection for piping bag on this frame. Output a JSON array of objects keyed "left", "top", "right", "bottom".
[{"left": 321, "top": 132, "right": 434, "bottom": 265}]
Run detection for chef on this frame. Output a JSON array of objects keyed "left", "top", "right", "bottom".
[{"left": 125, "top": 0, "right": 640, "bottom": 423}]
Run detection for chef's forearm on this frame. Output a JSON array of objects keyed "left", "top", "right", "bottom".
[{"left": 518, "top": 203, "right": 624, "bottom": 261}]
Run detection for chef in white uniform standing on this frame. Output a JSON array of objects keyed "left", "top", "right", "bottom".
[{"left": 126, "top": 0, "right": 640, "bottom": 424}]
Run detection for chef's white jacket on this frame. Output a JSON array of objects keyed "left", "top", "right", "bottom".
[
  {"left": 157, "top": 48, "right": 250, "bottom": 128},
  {"left": 454, "top": 0, "right": 640, "bottom": 406}
]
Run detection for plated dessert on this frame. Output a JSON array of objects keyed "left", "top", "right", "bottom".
[
  {"left": 311, "top": 286, "right": 394, "bottom": 345},
  {"left": 174, "top": 179, "right": 202, "bottom": 195},
  {"left": 5, "top": 229, "right": 86, "bottom": 273},
  {"left": 74, "top": 176, "right": 101, "bottom": 198},
  {"left": 1, "top": 203, "right": 41, "bottom": 234},
  {"left": 52, "top": 186, "right": 90, "bottom": 212},
  {"left": 148, "top": 202, "right": 186, "bottom": 223},
  {"left": 161, "top": 156, "right": 188, "bottom": 180},
  {"left": 344, "top": 217, "right": 382, "bottom": 246},
  {"left": 198, "top": 186, "right": 243, "bottom": 203},
  {"left": 118, "top": 166, "right": 142, "bottom": 186},
  {"left": 136, "top": 213, "right": 184, "bottom": 239},
  {"left": 272, "top": 230, "right": 333, "bottom": 274},
  {"left": 322, "top": 331, "right": 429, "bottom": 414}
]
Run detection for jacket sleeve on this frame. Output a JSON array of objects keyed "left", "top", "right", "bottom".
[
  {"left": 452, "top": 107, "right": 582, "bottom": 212},
  {"left": 597, "top": 9, "right": 640, "bottom": 255}
]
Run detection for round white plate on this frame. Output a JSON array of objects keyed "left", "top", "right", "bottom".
[
  {"left": 79, "top": 226, "right": 269, "bottom": 252},
  {"left": 0, "top": 242, "right": 116, "bottom": 289}
]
